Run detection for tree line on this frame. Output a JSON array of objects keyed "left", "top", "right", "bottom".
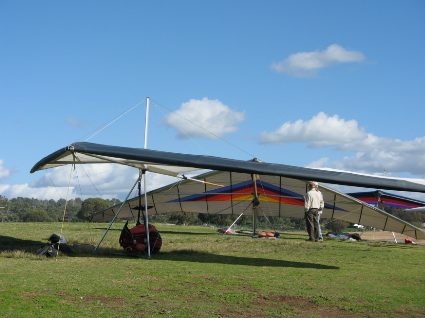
[
  {"left": 0, "top": 196, "right": 119, "bottom": 222},
  {"left": 0, "top": 195, "right": 306, "bottom": 229},
  {"left": 0, "top": 195, "right": 423, "bottom": 231}
]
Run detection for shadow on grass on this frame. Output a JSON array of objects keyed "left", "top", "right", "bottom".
[
  {"left": 90, "top": 248, "right": 339, "bottom": 269},
  {"left": 155, "top": 230, "right": 217, "bottom": 236},
  {"left": 279, "top": 232, "right": 306, "bottom": 240},
  {"left": 93, "top": 227, "right": 122, "bottom": 231},
  {"left": 0, "top": 234, "right": 127, "bottom": 258},
  {"left": 0, "top": 235, "right": 45, "bottom": 253},
  {"left": 155, "top": 250, "right": 339, "bottom": 269},
  {"left": 93, "top": 227, "right": 217, "bottom": 236},
  {"left": 0, "top": 235, "right": 339, "bottom": 269}
]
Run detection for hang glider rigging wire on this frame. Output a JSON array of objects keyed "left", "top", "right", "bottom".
[
  {"left": 207, "top": 198, "right": 250, "bottom": 216},
  {"left": 56, "top": 162, "right": 76, "bottom": 258},
  {"left": 180, "top": 174, "right": 224, "bottom": 187},
  {"left": 254, "top": 176, "right": 277, "bottom": 231},
  {"left": 74, "top": 155, "right": 103, "bottom": 198},
  {"left": 73, "top": 169, "right": 84, "bottom": 199},
  {"left": 75, "top": 96, "right": 260, "bottom": 175},
  {"left": 83, "top": 100, "right": 144, "bottom": 142},
  {"left": 95, "top": 175, "right": 141, "bottom": 251},
  {"left": 151, "top": 98, "right": 257, "bottom": 160}
]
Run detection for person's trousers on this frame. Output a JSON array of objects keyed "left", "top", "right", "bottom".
[
  {"left": 317, "top": 212, "right": 323, "bottom": 240},
  {"left": 305, "top": 208, "right": 319, "bottom": 240}
]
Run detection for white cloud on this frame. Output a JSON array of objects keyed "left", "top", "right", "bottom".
[
  {"left": 307, "top": 157, "right": 330, "bottom": 169},
  {"left": 261, "top": 112, "right": 370, "bottom": 148},
  {"left": 65, "top": 116, "right": 84, "bottom": 128},
  {"left": 0, "top": 160, "right": 11, "bottom": 179},
  {"left": 165, "top": 97, "right": 245, "bottom": 139},
  {"left": 0, "top": 164, "right": 182, "bottom": 200},
  {"left": 333, "top": 146, "right": 425, "bottom": 175},
  {"left": 0, "top": 183, "right": 73, "bottom": 201},
  {"left": 271, "top": 44, "right": 365, "bottom": 77},
  {"left": 261, "top": 112, "right": 425, "bottom": 176}
]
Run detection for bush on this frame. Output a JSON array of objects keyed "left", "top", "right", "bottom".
[
  {"left": 325, "top": 219, "right": 349, "bottom": 233},
  {"left": 169, "top": 212, "right": 200, "bottom": 225},
  {"left": 21, "top": 210, "right": 53, "bottom": 222},
  {"left": 77, "top": 198, "right": 114, "bottom": 221}
]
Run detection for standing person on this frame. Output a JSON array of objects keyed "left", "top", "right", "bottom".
[
  {"left": 304, "top": 181, "right": 323, "bottom": 241},
  {"left": 316, "top": 184, "right": 324, "bottom": 241}
]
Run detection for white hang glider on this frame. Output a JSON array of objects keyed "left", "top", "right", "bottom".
[
  {"left": 405, "top": 207, "right": 425, "bottom": 213},
  {"left": 31, "top": 142, "right": 425, "bottom": 242}
]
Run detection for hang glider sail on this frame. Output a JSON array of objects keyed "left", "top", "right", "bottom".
[
  {"left": 92, "top": 170, "right": 425, "bottom": 240},
  {"left": 348, "top": 190, "right": 425, "bottom": 210},
  {"left": 405, "top": 207, "right": 425, "bottom": 213},
  {"left": 31, "top": 142, "right": 425, "bottom": 193},
  {"left": 31, "top": 142, "right": 425, "bottom": 240}
]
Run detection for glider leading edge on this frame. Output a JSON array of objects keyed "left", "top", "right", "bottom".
[{"left": 31, "top": 142, "right": 425, "bottom": 240}]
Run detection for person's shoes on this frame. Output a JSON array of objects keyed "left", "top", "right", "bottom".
[
  {"left": 314, "top": 239, "right": 318, "bottom": 242},
  {"left": 306, "top": 239, "right": 314, "bottom": 241}
]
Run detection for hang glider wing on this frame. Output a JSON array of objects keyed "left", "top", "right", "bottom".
[
  {"left": 348, "top": 190, "right": 425, "bottom": 210},
  {"left": 31, "top": 142, "right": 425, "bottom": 193},
  {"left": 405, "top": 207, "right": 425, "bottom": 213},
  {"left": 92, "top": 170, "right": 425, "bottom": 240},
  {"left": 31, "top": 142, "right": 425, "bottom": 239}
]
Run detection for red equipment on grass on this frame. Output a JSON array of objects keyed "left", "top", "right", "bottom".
[{"left": 119, "top": 221, "right": 162, "bottom": 254}]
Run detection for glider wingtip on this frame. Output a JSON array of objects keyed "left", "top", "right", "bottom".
[{"left": 30, "top": 143, "right": 77, "bottom": 174}]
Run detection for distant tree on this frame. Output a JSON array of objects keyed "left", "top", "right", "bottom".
[
  {"left": 0, "top": 196, "right": 121, "bottom": 222},
  {"left": 0, "top": 195, "right": 7, "bottom": 206},
  {"left": 66, "top": 198, "right": 83, "bottom": 221},
  {"left": 198, "top": 213, "right": 234, "bottom": 226},
  {"left": 286, "top": 217, "right": 306, "bottom": 230},
  {"left": 77, "top": 198, "right": 114, "bottom": 221},
  {"left": 22, "top": 209, "right": 54, "bottom": 222},
  {"left": 51, "top": 198, "right": 83, "bottom": 221},
  {"left": 326, "top": 219, "right": 349, "bottom": 233},
  {"left": 0, "top": 196, "right": 8, "bottom": 222},
  {"left": 168, "top": 212, "right": 200, "bottom": 225}
]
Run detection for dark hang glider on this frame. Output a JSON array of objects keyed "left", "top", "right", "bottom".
[
  {"left": 31, "top": 142, "right": 425, "bottom": 239},
  {"left": 31, "top": 142, "right": 425, "bottom": 193}
]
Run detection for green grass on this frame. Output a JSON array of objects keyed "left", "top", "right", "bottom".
[{"left": 0, "top": 222, "right": 424, "bottom": 318}]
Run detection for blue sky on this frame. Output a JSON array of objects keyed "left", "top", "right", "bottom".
[{"left": 1, "top": 1, "right": 425, "bottom": 200}]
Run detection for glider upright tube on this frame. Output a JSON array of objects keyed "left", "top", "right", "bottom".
[{"left": 144, "top": 97, "right": 151, "bottom": 258}]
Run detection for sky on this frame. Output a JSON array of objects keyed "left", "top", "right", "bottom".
[{"left": 1, "top": 0, "right": 425, "bottom": 201}]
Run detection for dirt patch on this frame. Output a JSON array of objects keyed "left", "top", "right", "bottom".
[
  {"left": 215, "top": 294, "right": 362, "bottom": 318},
  {"left": 394, "top": 307, "right": 425, "bottom": 318},
  {"left": 79, "top": 294, "right": 125, "bottom": 306},
  {"left": 22, "top": 291, "right": 42, "bottom": 298},
  {"left": 255, "top": 294, "right": 360, "bottom": 318},
  {"left": 22, "top": 291, "right": 125, "bottom": 307},
  {"left": 361, "top": 231, "right": 425, "bottom": 245},
  {"left": 191, "top": 274, "right": 219, "bottom": 282}
]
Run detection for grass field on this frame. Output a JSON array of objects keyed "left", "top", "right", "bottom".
[{"left": 0, "top": 222, "right": 424, "bottom": 318}]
